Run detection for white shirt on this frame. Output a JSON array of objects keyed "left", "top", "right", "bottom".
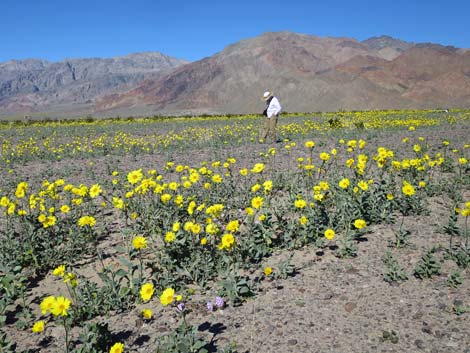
[{"left": 266, "top": 97, "right": 281, "bottom": 118}]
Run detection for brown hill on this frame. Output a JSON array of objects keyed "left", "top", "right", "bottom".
[{"left": 95, "top": 32, "right": 470, "bottom": 115}]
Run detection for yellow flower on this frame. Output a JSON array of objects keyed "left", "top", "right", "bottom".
[
  {"left": 305, "top": 141, "right": 315, "bottom": 148},
  {"left": 127, "top": 169, "right": 143, "bottom": 184},
  {"left": 226, "top": 220, "right": 239, "bottom": 232},
  {"left": 109, "top": 342, "right": 124, "bottom": 353},
  {"left": 245, "top": 207, "right": 255, "bottom": 216},
  {"left": 112, "top": 197, "right": 124, "bottom": 209},
  {"left": 160, "top": 287, "right": 175, "bottom": 306},
  {"left": 212, "top": 174, "right": 223, "bottom": 183},
  {"left": 300, "top": 215, "right": 308, "bottom": 225},
  {"left": 32, "top": 320, "right": 45, "bottom": 333},
  {"left": 258, "top": 214, "right": 266, "bottom": 222},
  {"left": 200, "top": 237, "right": 208, "bottom": 245},
  {"left": 142, "top": 309, "right": 153, "bottom": 320},
  {"left": 264, "top": 267, "right": 273, "bottom": 276},
  {"left": 78, "top": 216, "right": 96, "bottom": 227},
  {"left": 53, "top": 265, "right": 66, "bottom": 277},
  {"left": 357, "top": 180, "right": 369, "bottom": 191},
  {"left": 132, "top": 236, "right": 147, "bottom": 250},
  {"left": 319, "top": 152, "right": 330, "bottom": 161},
  {"left": 402, "top": 183, "right": 416, "bottom": 196},
  {"left": 338, "top": 178, "right": 350, "bottom": 189},
  {"left": 251, "top": 196, "right": 264, "bottom": 210},
  {"left": 190, "top": 223, "right": 201, "bottom": 234},
  {"left": 251, "top": 163, "right": 265, "bottom": 173},
  {"left": 251, "top": 184, "right": 261, "bottom": 193},
  {"left": 60, "top": 205, "right": 70, "bottom": 213},
  {"left": 160, "top": 193, "right": 172, "bottom": 203},
  {"left": 40, "top": 296, "right": 56, "bottom": 314},
  {"left": 89, "top": 184, "right": 102, "bottom": 198},
  {"left": 218, "top": 233, "right": 235, "bottom": 250},
  {"left": 172, "top": 222, "right": 181, "bottom": 232},
  {"left": 294, "top": 199, "right": 307, "bottom": 209},
  {"left": 418, "top": 181, "right": 426, "bottom": 188},
  {"left": 206, "top": 223, "right": 219, "bottom": 234},
  {"left": 165, "top": 231, "right": 176, "bottom": 243},
  {"left": 63, "top": 272, "right": 78, "bottom": 287},
  {"left": 239, "top": 168, "right": 248, "bottom": 176},
  {"left": 386, "top": 193, "right": 394, "bottom": 200},
  {"left": 50, "top": 296, "right": 71, "bottom": 316},
  {"left": 324, "top": 229, "right": 335, "bottom": 240},
  {"left": 140, "top": 283, "right": 154, "bottom": 302},
  {"left": 354, "top": 219, "right": 367, "bottom": 229}
]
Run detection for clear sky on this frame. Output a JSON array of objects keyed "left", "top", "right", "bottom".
[{"left": 2, "top": 0, "right": 469, "bottom": 63}]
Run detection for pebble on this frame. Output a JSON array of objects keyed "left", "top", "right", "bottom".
[
  {"left": 288, "top": 339, "right": 298, "bottom": 346},
  {"left": 344, "top": 302, "right": 357, "bottom": 313},
  {"left": 414, "top": 339, "right": 426, "bottom": 349}
]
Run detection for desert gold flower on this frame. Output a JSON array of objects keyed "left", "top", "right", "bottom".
[
  {"left": 338, "top": 178, "right": 350, "bottom": 189},
  {"left": 200, "top": 237, "right": 208, "bottom": 245},
  {"left": 89, "top": 184, "right": 102, "bottom": 198},
  {"left": 324, "top": 229, "right": 335, "bottom": 240},
  {"left": 251, "top": 163, "right": 265, "bottom": 173},
  {"left": 140, "top": 283, "right": 154, "bottom": 302},
  {"left": 127, "top": 169, "right": 143, "bottom": 184},
  {"left": 251, "top": 196, "right": 264, "bottom": 210},
  {"left": 218, "top": 233, "right": 235, "bottom": 250},
  {"left": 160, "top": 287, "right": 175, "bottom": 306},
  {"left": 40, "top": 296, "right": 56, "bottom": 315},
  {"left": 294, "top": 199, "right": 307, "bottom": 209},
  {"left": 226, "top": 220, "right": 239, "bottom": 232},
  {"left": 132, "top": 236, "right": 147, "bottom": 250},
  {"left": 109, "top": 342, "right": 124, "bottom": 353},
  {"left": 50, "top": 296, "right": 71, "bottom": 316},
  {"left": 402, "top": 183, "right": 416, "bottom": 196},
  {"left": 78, "top": 215, "right": 96, "bottom": 227},
  {"left": 300, "top": 215, "right": 308, "bottom": 225},
  {"left": 264, "top": 267, "right": 273, "bottom": 276},
  {"left": 165, "top": 231, "right": 176, "bottom": 243},
  {"left": 239, "top": 168, "right": 248, "bottom": 176},
  {"left": 354, "top": 219, "right": 367, "bottom": 229},
  {"left": 305, "top": 141, "right": 315, "bottom": 148},
  {"left": 53, "top": 265, "right": 66, "bottom": 277},
  {"left": 319, "top": 152, "right": 330, "bottom": 161},
  {"left": 142, "top": 309, "right": 153, "bottom": 319},
  {"left": 32, "top": 320, "right": 45, "bottom": 333}
]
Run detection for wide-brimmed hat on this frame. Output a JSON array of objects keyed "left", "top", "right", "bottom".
[{"left": 262, "top": 91, "right": 273, "bottom": 101}]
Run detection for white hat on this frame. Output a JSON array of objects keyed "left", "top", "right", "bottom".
[{"left": 262, "top": 91, "right": 273, "bottom": 101}]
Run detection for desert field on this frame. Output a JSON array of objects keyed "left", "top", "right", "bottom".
[{"left": 1, "top": 109, "right": 469, "bottom": 353}]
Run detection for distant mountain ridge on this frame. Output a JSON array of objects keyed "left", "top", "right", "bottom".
[
  {"left": 2, "top": 32, "right": 470, "bottom": 118},
  {"left": 95, "top": 31, "right": 470, "bottom": 116},
  {"left": 0, "top": 52, "right": 187, "bottom": 117}
]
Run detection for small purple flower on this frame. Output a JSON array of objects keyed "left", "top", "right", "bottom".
[
  {"left": 207, "top": 301, "right": 214, "bottom": 312},
  {"left": 215, "top": 296, "right": 225, "bottom": 308},
  {"left": 177, "top": 302, "right": 185, "bottom": 312}
]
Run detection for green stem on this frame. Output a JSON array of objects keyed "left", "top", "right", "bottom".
[{"left": 63, "top": 317, "right": 70, "bottom": 353}]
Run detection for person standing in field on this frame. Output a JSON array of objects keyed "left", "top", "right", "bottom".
[{"left": 260, "top": 91, "right": 282, "bottom": 143}]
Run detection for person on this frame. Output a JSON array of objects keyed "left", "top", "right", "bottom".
[{"left": 260, "top": 91, "right": 282, "bottom": 143}]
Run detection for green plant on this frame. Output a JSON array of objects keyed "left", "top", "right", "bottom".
[
  {"left": 273, "top": 254, "right": 297, "bottom": 280},
  {"left": 155, "top": 321, "right": 209, "bottom": 353},
  {"left": 382, "top": 251, "right": 408, "bottom": 283},
  {"left": 71, "top": 322, "right": 114, "bottom": 353},
  {"left": 414, "top": 249, "right": 441, "bottom": 279},
  {"left": 446, "top": 271, "right": 463, "bottom": 288},
  {"left": 217, "top": 270, "right": 254, "bottom": 307}
]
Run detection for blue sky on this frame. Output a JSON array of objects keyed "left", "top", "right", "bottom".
[{"left": 2, "top": 0, "right": 469, "bottom": 62}]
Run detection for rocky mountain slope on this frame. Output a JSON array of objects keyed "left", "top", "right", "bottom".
[
  {"left": 0, "top": 52, "right": 187, "bottom": 117},
  {"left": 2, "top": 32, "right": 470, "bottom": 118},
  {"left": 96, "top": 32, "right": 470, "bottom": 116}
]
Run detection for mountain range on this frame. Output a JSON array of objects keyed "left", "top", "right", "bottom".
[{"left": 2, "top": 32, "right": 470, "bottom": 118}]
